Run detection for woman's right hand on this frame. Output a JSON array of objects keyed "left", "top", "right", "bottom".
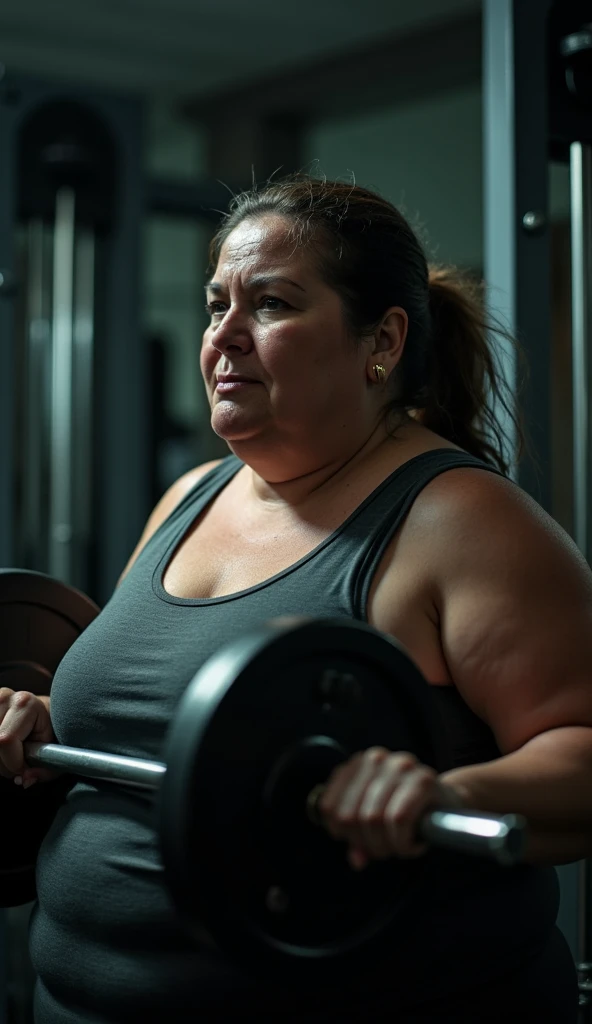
[{"left": 0, "top": 689, "right": 58, "bottom": 788}]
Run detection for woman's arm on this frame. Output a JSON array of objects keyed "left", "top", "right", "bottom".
[
  {"left": 320, "top": 467, "right": 592, "bottom": 869},
  {"left": 422, "top": 469, "right": 592, "bottom": 863},
  {"left": 441, "top": 728, "right": 592, "bottom": 863}
]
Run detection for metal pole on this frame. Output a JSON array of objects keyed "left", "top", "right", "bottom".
[
  {"left": 0, "top": 67, "right": 17, "bottom": 571},
  {"left": 26, "top": 742, "right": 166, "bottom": 789},
  {"left": 49, "top": 187, "right": 76, "bottom": 583},
  {"left": 23, "top": 219, "right": 50, "bottom": 570},
  {"left": 482, "top": 0, "right": 518, "bottom": 476},
  {"left": 570, "top": 140, "right": 592, "bottom": 970},
  {"left": 71, "top": 229, "right": 95, "bottom": 593},
  {"left": 482, "top": 0, "right": 553, "bottom": 504},
  {"left": 570, "top": 142, "right": 592, "bottom": 557}
]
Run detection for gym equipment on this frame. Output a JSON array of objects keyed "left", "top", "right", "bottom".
[
  {"left": 0, "top": 571, "right": 526, "bottom": 981},
  {"left": 0, "top": 569, "right": 100, "bottom": 904}
]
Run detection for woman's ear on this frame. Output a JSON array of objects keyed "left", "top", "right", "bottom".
[{"left": 365, "top": 306, "right": 408, "bottom": 382}]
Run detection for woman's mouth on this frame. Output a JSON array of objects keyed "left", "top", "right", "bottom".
[{"left": 215, "top": 376, "right": 261, "bottom": 393}]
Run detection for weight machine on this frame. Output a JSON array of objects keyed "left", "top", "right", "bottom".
[{"left": 483, "top": 0, "right": 592, "bottom": 1015}]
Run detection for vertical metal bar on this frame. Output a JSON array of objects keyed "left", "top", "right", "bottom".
[
  {"left": 22, "top": 220, "right": 50, "bottom": 569},
  {"left": 512, "top": 0, "right": 553, "bottom": 511},
  {"left": 570, "top": 142, "right": 592, "bottom": 557},
  {"left": 483, "top": 0, "right": 553, "bottom": 508},
  {"left": 72, "top": 230, "right": 95, "bottom": 593},
  {"left": 570, "top": 140, "right": 592, "bottom": 968},
  {"left": 482, "top": 0, "right": 518, "bottom": 477},
  {"left": 0, "top": 79, "right": 17, "bottom": 570},
  {"left": 49, "top": 187, "right": 76, "bottom": 583}
]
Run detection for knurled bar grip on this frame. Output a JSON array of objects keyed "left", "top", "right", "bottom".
[{"left": 25, "top": 743, "right": 527, "bottom": 866}]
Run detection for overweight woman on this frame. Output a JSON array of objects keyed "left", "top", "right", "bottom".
[{"left": 0, "top": 175, "right": 590, "bottom": 1022}]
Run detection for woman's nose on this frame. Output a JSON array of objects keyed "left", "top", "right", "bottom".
[{"left": 210, "top": 309, "right": 253, "bottom": 355}]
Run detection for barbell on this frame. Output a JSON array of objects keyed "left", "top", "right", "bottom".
[
  {"left": 0, "top": 568, "right": 526, "bottom": 985},
  {"left": 22, "top": 737, "right": 522, "bottom": 862}
]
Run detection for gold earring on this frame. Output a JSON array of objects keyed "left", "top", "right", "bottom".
[{"left": 372, "top": 364, "right": 387, "bottom": 385}]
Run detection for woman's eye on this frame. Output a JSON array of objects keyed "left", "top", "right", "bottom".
[
  {"left": 205, "top": 301, "right": 226, "bottom": 317},
  {"left": 205, "top": 296, "right": 288, "bottom": 317},
  {"left": 259, "top": 296, "right": 288, "bottom": 311}
]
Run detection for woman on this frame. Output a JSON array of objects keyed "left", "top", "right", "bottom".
[{"left": 0, "top": 175, "right": 590, "bottom": 1022}]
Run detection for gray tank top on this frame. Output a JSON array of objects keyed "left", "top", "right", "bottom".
[{"left": 29, "top": 450, "right": 560, "bottom": 1023}]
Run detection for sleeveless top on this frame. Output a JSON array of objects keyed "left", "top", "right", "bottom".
[{"left": 29, "top": 451, "right": 560, "bottom": 1023}]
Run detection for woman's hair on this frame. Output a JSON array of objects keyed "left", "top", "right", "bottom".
[{"left": 208, "top": 174, "right": 526, "bottom": 476}]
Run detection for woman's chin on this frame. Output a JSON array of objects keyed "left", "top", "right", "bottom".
[{"left": 211, "top": 409, "right": 262, "bottom": 442}]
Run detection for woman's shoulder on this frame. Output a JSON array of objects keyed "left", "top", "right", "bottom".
[
  {"left": 404, "top": 459, "right": 592, "bottom": 608},
  {"left": 375, "top": 421, "right": 588, "bottom": 599},
  {"left": 413, "top": 461, "right": 549, "bottom": 535}
]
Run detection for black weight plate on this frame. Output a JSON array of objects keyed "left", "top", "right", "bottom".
[
  {"left": 0, "top": 569, "right": 100, "bottom": 906},
  {"left": 159, "top": 617, "right": 449, "bottom": 986}
]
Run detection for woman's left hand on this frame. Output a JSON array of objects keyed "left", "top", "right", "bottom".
[{"left": 318, "top": 747, "right": 464, "bottom": 870}]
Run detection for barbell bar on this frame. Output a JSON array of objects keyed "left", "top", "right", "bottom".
[{"left": 23, "top": 740, "right": 526, "bottom": 865}]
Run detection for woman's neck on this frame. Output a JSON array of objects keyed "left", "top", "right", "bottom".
[{"left": 231, "top": 415, "right": 415, "bottom": 511}]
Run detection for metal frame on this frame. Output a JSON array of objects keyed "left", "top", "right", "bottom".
[
  {"left": 483, "top": 0, "right": 554, "bottom": 503},
  {"left": 484, "top": 0, "right": 592, "bottom": 969}
]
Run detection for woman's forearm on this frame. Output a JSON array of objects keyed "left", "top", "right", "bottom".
[{"left": 440, "top": 725, "right": 592, "bottom": 864}]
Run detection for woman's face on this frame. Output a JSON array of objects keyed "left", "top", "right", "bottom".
[{"left": 201, "top": 214, "right": 374, "bottom": 451}]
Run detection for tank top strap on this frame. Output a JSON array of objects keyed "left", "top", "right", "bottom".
[
  {"left": 162, "top": 455, "right": 243, "bottom": 529},
  {"left": 345, "top": 449, "right": 502, "bottom": 619}
]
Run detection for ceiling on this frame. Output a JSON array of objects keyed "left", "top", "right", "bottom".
[{"left": 0, "top": 0, "right": 480, "bottom": 100}]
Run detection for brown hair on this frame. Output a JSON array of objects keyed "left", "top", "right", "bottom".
[{"left": 209, "top": 175, "right": 525, "bottom": 475}]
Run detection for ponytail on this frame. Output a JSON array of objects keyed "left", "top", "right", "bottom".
[{"left": 413, "top": 266, "right": 526, "bottom": 476}]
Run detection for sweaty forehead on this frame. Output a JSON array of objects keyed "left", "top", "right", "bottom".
[{"left": 216, "top": 215, "right": 306, "bottom": 279}]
